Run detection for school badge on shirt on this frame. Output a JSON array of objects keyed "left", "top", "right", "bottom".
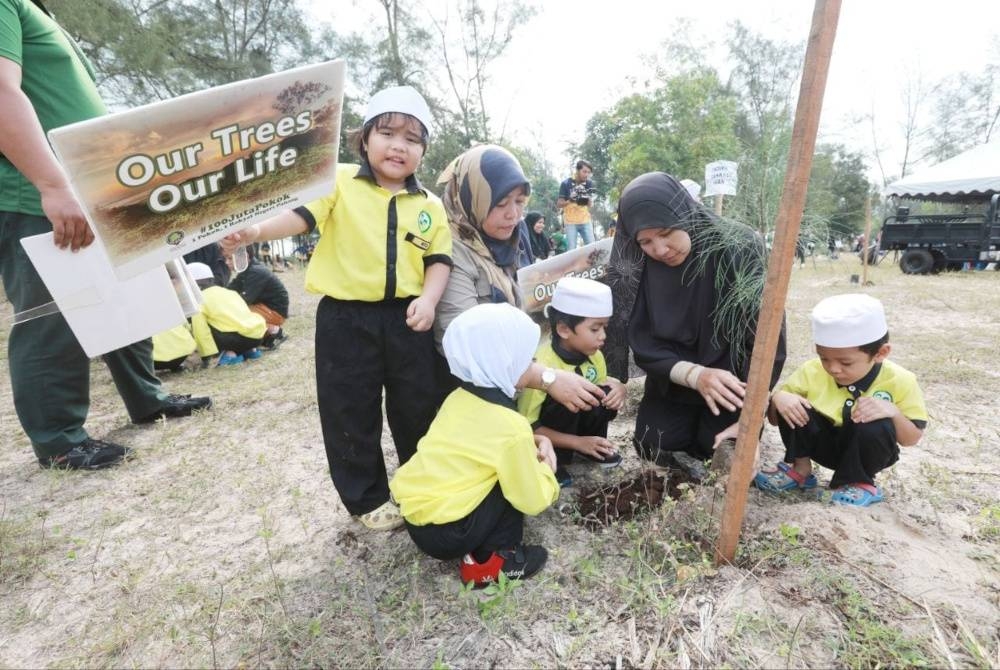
[
  {"left": 417, "top": 211, "right": 432, "bottom": 233},
  {"left": 584, "top": 365, "right": 598, "bottom": 382}
]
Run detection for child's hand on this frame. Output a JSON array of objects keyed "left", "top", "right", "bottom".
[
  {"left": 772, "top": 390, "right": 812, "bottom": 428},
  {"left": 405, "top": 296, "right": 436, "bottom": 332},
  {"left": 852, "top": 396, "right": 899, "bottom": 423},
  {"left": 534, "top": 435, "right": 557, "bottom": 472},
  {"left": 602, "top": 378, "right": 627, "bottom": 411},
  {"left": 575, "top": 436, "right": 618, "bottom": 461},
  {"left": 220, "top": 224, "right": 259, "bottom": 254}
]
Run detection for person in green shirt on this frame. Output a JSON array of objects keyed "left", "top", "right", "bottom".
[{"left": 0, "top": 0, "right": 211, "bottom": 470}]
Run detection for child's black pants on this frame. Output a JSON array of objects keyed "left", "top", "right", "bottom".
[
  {"left": 404, "top": 485, "right": 523, "bottom": 560},
  {"left": 315, "top": 297, "right": 437, "bottom": 516},
  {"left": 779, "top": 408, "right": 899, "bottom": 488}
]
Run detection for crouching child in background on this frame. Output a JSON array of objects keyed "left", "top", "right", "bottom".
[
  {"left": 390, "top": 303, "right": 559, "bottom": 587},
  {"left": 187, "top": 262, "right": 267, "bottom": 366},
  {"left": 754, "top": 294, "right": 927, "bottom": 506},
  {"left": 517, "top": 277, "right": 627, "bottom": 487}
]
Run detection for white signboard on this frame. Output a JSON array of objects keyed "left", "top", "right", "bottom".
[
  {"left": 704, "top": 160, "right": 738, "bottom": 197},
  {"left": 48, "top": 60, "right": 345, "bottom": 280}
]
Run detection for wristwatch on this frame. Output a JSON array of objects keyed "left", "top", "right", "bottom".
[{"left": 541, "top": 368, "right": 557, "bottom": 391}]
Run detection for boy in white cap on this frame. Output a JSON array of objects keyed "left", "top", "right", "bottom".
[
  {"left": 390, "top": 303, "right": 559, "bottom": 587},
  {"left": 518, "top": 277, "right": 627, "bottom": 487},
  {"left": 186, "top": 262, "right": 267, "bottom": 366},
  {"left": 222, "top": 86, "right": 452, "bottom": 530},
  {"left": 754, "top": 294, "right": 927, "bottom": 506}
]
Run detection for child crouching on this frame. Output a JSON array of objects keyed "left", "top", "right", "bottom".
[
  {"left": 517, "top": 277, "right": 626, "bottom": 487},
  {"left": 754, "top": 294, "right": 927, "bottom": 506},
  {"left": 390, "top": 303, "right": 559, "bottom": 587}
]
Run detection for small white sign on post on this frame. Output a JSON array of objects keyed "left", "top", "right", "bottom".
[{"left": 704, "top": 160, "right": 738, "bottom": 197}]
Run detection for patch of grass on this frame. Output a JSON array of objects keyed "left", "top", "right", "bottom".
[{"left": 0, "top": 508, "right": 56, "bottom": 585}]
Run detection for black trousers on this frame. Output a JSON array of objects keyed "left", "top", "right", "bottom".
[
  {"left": 634, "top": 377, "right": 739, "bottom": 462},
  {"left": 315, "top": 297, "right": 437, "bottom": 516},
  {"left": 404, "top": 485, "right": 524, "bottom": 560},
  {"left": 537, "top": 387, "right": 617, "bottom": 466},
  {"left": 209, "top": 326, "right": 262, "bottom": 356},
  {"left": 778, "top": 409, "right": 899, "bottom": 489}
]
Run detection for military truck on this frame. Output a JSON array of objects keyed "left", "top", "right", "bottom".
[{"left": 878, "top": 194, "right": 1000, "bottom": 273}]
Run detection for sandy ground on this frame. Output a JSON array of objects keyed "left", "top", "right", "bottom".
[{"left": 1, "top": 254, "right": 998, "bottom": 668}]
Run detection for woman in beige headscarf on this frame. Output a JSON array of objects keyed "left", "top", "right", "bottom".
[{"left": 433, "top": 144, "right": 603, "bottom": 411}]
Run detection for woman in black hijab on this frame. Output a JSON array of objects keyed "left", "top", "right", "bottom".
[
  {"left": 605, "top": 172, "right": 785, "bottom": 463},
  {"left": 525, "top": 212, "right": 552, "bottom": 260}
]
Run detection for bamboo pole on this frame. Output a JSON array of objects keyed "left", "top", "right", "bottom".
[
  {"left": 714, "top": 194, "right": 725, "bottom": 216},
  {"left": 862, "top": 194, "right": 873, "bottom": 285},
  {"left": 715, "top": 0, "right": 842, "bottom": 565}
]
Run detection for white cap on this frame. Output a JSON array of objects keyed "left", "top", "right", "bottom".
[
  {"left": 550, "top": 276, "right": 613, "bottom": 318},
  {"left": 811, "top": 294, "right": 888, "bottom": 347},
  {"left": 364, "top": 85, "right": 432, "bottom": 136},
  {"left": 186, "top": 262, "right": 214, "bottom": 281},
  {"left": 680, "top": 179, "right": 702, "bottom": 200}
]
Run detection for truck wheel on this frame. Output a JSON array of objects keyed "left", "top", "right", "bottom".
[{"left": 900, "top": 249, "right": 934, "bottom": 274}]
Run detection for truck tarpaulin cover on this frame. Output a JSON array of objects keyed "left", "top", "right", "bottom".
[{"left": 886, "top": 141, "right": 1000, "bottom": 202}]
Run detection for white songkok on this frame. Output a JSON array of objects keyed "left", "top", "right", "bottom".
[
  {"left": 186, "top": 262, "right": 214, "bottom": 281},
  {"left": 811, "top": 294, "right": 888, "bottom": 348},
  {"left": 364, "top": 85, "right": 432, "bottom": 136},
  {"left": 443, "top": 303, "right": 540, "bottom": 399},
  {"left": 680, "top": 178, "right": 702, "bottom": 200},
  {"left": 549, "top": 276, "right": 613, "bottom": 318}
]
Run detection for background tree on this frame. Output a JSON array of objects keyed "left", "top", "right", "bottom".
[{"left": 48, "top": 0, "right": 323, "bottom": 106}]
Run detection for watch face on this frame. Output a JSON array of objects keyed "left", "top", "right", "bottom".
[{"left": 542, "top": 369, "right": 556, "bottom": 385}]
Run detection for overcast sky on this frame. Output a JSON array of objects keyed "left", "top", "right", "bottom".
[{"left": 311, "top": 1, "right": 1000, "bottom": 184}]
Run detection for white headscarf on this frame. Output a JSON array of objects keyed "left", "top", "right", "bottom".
[{"left": 442, "top": 303, "right": 540, "bottom": 399}]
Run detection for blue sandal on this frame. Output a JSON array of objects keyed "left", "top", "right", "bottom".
[
  {"left": 753, "top": 462, "right": 818, "bottom": 492},
  {"left": 830, "top": 484, "right": 884, "bottom": 507}
]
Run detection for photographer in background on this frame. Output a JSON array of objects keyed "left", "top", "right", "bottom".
[{"left": 557, "top": 160, "right": 597, "bottom": 250}]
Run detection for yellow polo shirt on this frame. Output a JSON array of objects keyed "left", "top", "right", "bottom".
[
  {"left": 517, "top": 342, "right": 607, "bottom": 425},
  {"left": 780, "top": 359, "right": 928, "bottom": 428},
  {"left": 190, "top": 285, "right": 267, "bottom": 357},
  {"left": 390, "top": 388, "right": 559, "bottom": 526},
  {"left": 298, "top": 163, "right": 451, "bottom": 301}
]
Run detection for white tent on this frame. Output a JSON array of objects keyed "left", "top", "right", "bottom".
[{"left": 886, "top": 141, "right": 1000, "bottom": 201}]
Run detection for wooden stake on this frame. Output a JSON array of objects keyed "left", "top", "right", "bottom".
[
  {"left": 715, "top": 0, "right": 842, "bottom": 565},
  {"left": 714, "top": 194, "right": 724, "bottom": 216},
  {"left": 862, "top": 194, "right": 873, "bottom": 285}
]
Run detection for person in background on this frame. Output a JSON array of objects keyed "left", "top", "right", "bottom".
[
  {"left": 222, "top": 86, "right": 452, "bottom": 531},
  {"left": 183, "top": 242, "right": 230, "bottom": 287},
  {"left": 152, "top": 324, "right": 197, "bottom": 372},
  {"left": 525, "top": 212, "right": 552, "bottom": 260},
  {"left": 0, "top": 0, "right": 210, "bottom": 470},
  {"left": 557, "top": 159, "right": 596, "bottom": 250},
  {"left": 187, "top": 262, "right": 266, "bottom": 366},
  {"left": 390, "top": 303, "right": 558, "bottom": 587},
  {"left": 227, "top": 246, "right": 289, "bottom": 349}
]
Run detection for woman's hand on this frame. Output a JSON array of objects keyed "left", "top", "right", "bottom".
[
  {"left": 602, "top": 378, "right": 627, "bottom": 411},
  {"left": 547, "top": 367, "right": 604, "bottom": 412},
  {"left": 534, "top": 434, "right": 557, "bottom": 472},
  {"left": 694, "top": 367, "right": 747, "bottom": 416},
  {"left": 771, "top": 390, "right": 812, "bottom": 428}
]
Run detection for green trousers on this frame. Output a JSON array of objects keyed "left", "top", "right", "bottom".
[{"left": 0, "top": 211, "right": 168, "bottom": 459}]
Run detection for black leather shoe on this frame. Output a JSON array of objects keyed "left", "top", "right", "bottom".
[
  {"left": 134, "top": 393, "right": 212, "bottom": 424},
  {"left": 39, "top": 438, "right": 132, "bottom": 470}
]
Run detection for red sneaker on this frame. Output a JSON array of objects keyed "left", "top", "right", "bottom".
[{"left": 459, "top": 544, "right": 548, "bottom": 587}]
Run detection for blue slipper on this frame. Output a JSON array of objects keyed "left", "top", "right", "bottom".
[
  {"left": 830, "top": 484, "right": 883, "bottom": 507},
  {"left": 753, "top": 462, "right": 818, "bottom": 492}
]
